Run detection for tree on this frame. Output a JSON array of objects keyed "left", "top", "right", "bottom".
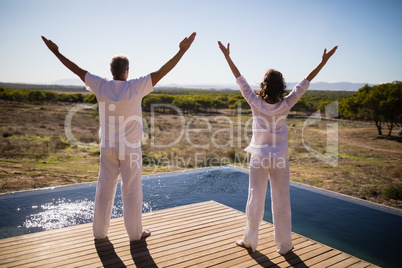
[
  {"left": 228, "top": 99, "right": 250, "bottom": 109},
  {"left": 142, "top": 95, "right": 162, "bottom": 112},
  {"left": 84, "top": 94, "right": 97, "bottom": 103},
  {"left": 171, "top": 96, "right": 200, "bottom": 114},
  {"left": 381, "top": 81, "right": 402, "bottom": 135},
  {"left": 28, "top": 90, "right": 46, "bottom": 103},
  {"left": 142, "top": 94, "right": 175, "bottom": 113},
  {"left": 339, "top": 82, "right": 402, "bottom": 135},
  {"left": 291, "top": 98, "right": 315, "bottom": 114},
  {"left": 193, "top": 96, "right": 213, "bottom": 112},
  {"left": 227, "top": 95, "right": 243, "bottom": 106},
  {"left": 212, "top": 97, "right": 228, "bottom": 110},
  {"left": 44, "top": 91, "right": 57, "bottom": 103}
]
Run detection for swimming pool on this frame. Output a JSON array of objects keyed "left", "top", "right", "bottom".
[{"left": 0, "top": 166, "right": 400, "bottom": 267}]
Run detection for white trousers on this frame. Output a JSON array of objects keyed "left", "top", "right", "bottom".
[
  {"left": 93, "top": 143, "right": 144, "bottom": 241},
  {"left": 242, "top": 154, "right": 292, "bottom": 254}
]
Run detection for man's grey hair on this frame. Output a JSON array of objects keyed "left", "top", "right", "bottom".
[{"left": 110, "top": 55, "right": 129, "bottom": 80}]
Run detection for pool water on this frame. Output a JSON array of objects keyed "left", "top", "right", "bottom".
[{"left": 0, "top": 166, "right": 401, "bottom": 267}]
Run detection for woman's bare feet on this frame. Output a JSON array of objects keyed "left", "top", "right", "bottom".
[
  {"left": 235, "top": 240, "right": 250, "bottom": 249},
  {"left": 278, "top": 246, "right": 294, "bottom": 255},
  {"left": 141, "top": 229, "right": 151, "bottom": 239}
]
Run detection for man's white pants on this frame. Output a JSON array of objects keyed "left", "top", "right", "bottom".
[
  {"left": 93, "top": 143, "right": 143, "bottom": 241},
  {"left": 242, "top": 154, "right": 292, "bottom": 254}
]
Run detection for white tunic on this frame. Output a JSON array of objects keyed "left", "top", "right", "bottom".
[{"left": 236, "top": 75, "right": 310, "bottom": 158}]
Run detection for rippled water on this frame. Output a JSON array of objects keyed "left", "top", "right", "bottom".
[
  {"left": 0, "top": 166, "right": 401, "bottom": 267},
  {"left": 22, "top": 198, "right": 95, "bottom": 230}
]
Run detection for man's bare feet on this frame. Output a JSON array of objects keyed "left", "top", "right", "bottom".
[{"left": 141, "top": 229, "right": 151, "bottom": 239}]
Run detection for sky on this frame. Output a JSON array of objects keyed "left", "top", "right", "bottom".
[{"left": 0, "top": 0, "right": 401, "bottom": 88}]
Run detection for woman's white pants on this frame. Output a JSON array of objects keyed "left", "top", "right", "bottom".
[
  {"left": 93, "top": 143, "right": 143, "bottom": 241},
  {"left": 242, "top": 154, "right": 292, "bottom": 254}
]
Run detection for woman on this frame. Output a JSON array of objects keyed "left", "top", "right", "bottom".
[{"left": 218, "top": 41, "right": 337, "bottom": 254}]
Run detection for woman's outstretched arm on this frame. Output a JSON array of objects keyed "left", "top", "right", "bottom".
[
  {"left": 218, "top": 41, "right": 241, "bottom": 78},
  {"left": 306, "top": 46, "right": 338, "bottom": 82}
]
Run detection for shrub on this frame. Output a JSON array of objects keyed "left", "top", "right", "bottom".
[
  {"left": 383, "top": 184, "right": 402, "bottom": 200},
  {"left": 2, "top": 132, "right": 12, "bottom": 138},
  {"left": 84, "top": 94, "right": 97, "bottom": 103},
  {"left": 50, "top": 136, "right": 70, "bottom": 150},
  {"left": 362, "top": 187, "right": 381, "bottom": 198}
]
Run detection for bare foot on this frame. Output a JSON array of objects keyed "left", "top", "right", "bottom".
[
  {"left": 141, "top": 229, "right": 151, "bottom": 239},
  {"left": 235, "top": 240, "right": 250, "bottom": 249},
  {"left": 278, "top": 246, "right": 294, "bottom": 255}
]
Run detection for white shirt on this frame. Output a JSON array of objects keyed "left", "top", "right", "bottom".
[
  {"left": 236, "top": 75, "right": 310, "bottom": 158},
  {"left": 85, "top": 72, "right": 153, "bottom": 145}
]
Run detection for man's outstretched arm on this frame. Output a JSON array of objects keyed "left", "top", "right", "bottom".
[
  {"left": 41, "top": 36, "right": 88, "bottom": 83},
  {"left": 151, "top": 32, "right": 196, "bottom": 86},
  {"left": 306, "top": 46, "right": 338, "bottom": 82}
]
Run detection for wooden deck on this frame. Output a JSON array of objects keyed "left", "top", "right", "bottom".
[{"left": 0, "top": 201, "right": 378, "bottom": 267}]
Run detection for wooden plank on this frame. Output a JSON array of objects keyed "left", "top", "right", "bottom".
[
  {"left": 199, "top": 236, "right": 306, "bottom": 268},
  {"left": 234, "top": 239, "right": 320, "bottom": 268},
  {"left": 147, "top": 224, "right": 274, "bottom": 267},
  {"left": 294, "top": 249, "right": 342, "bottom": 267},
  {"left": 290, "top": 246, "right": 334, "bottom": 268},
  {"left": 312, "top": 252, "right": 357, "bottom": 267},
  {"left": 0, "top": 200, "right": 379, "bottom": 268},
  {"left": 348, "top": 262, "right": 375, "bottom": 268}
]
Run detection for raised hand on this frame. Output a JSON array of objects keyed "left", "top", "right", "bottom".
[
  {"left": 306, "top": 45, "right": 338, "bottom": 82},
  {"left": 179, "top": 32, "right": 197, "bottom": 53},
  {"left": 218, "top": 41, "right": 230, "bottom": 57},
  {"left": 41, "top": 36, "right": 59, "bottom": 53},
  {"left": 41, "top": 35, "right": 87, "bottom": 82},
  {"left": 151, "top": 32, "right": 197, "bottom": 86},
  {"left": 217, "top": 41, "right": 240, "bottom": 78},
  {"left": 322, "top": 46, "right": 338, "bottom": 63}
]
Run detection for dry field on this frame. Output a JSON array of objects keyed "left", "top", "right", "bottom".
[{"left": 0, "top": 100, "right": 401, "bottom": 208}]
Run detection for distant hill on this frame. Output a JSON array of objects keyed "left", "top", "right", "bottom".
[
  {"left": 1, "top": 80, "right": 375, "bottom": 92},
  {"left": 52, "top": 78, "right": 375, "bottom": 91},
  {"left": 286, "top": 82, "right": 375, "bottom": 91},
  {"left": 156, "top": 82, "right": 375, "bottom": 91}
]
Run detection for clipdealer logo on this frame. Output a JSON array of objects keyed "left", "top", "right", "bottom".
[{"left": 64, "top": 101, "right": 339, "bottom": 167}]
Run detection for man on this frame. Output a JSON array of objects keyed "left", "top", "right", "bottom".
[{"left": 42, "top": 32, "right": 196, "bottom": 241}]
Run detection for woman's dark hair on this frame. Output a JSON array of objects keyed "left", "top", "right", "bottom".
[{"left": 257, "top": 69, "right": 287, "bottom": 104}]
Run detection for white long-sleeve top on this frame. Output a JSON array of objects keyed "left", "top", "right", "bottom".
[{"left": 236, "top": 75, "right": 310, "bottom": 158}]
